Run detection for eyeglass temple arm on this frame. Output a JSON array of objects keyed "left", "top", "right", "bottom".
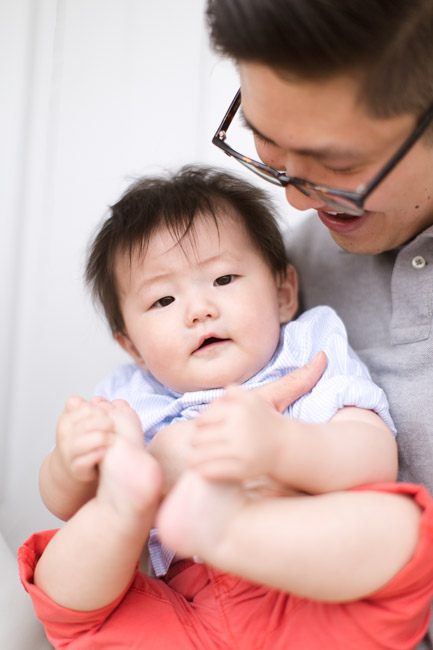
[
  {"left": 360, "top": 101, "right": 433, "bottom": 197},
  {"left": 213, "top": 89, "right": 241, "bottom": 142}
]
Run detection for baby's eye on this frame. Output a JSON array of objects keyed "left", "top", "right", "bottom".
[
  {"left": 214, "top": 274, "right": 235, "bottom": 286},
  {"left": 153, "top": 296, "right": 174, "bottom": 308}
]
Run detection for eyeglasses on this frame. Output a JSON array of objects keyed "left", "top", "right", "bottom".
[{"left": 212, "top": 89, "right": 433, "bottom": 216}]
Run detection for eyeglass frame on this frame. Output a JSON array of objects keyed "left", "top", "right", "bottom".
[{"left": 212, "top": 89, "right": 433, "bottom": 216}]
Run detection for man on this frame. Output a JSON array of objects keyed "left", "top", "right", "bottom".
[{"left": 206, "top": 1, "right": 433, "bottom": 648}]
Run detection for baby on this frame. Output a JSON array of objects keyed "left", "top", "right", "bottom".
[{"left": 19, "top": 166, "right": 433, "bottom": 649}]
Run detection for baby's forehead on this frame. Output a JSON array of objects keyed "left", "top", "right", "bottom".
[
  {"left": 125, "top": 210, "right": 250, "bottom": 260},
  {"left": 114, "top": 210, "right": 265, "bottom": 283}
]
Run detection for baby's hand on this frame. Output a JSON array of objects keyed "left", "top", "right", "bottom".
[
  {"left": 55, "top": 395, "right": 116, "bottom": 483},
  {"left": 189, "top": 387, "right": 285, "bottom": 482}
]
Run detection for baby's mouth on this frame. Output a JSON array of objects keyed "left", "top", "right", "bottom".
[{"left": 194, "top": 336, "right": 229, "bottom": 353}]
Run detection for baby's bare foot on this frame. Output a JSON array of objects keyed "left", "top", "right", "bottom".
[
  {"left": 157, "top": 471, "right": 244, "bottom": 561},
  {"left": 96, "top": 398, "right": 144, "bottom": 446},
  {"left": 97, "top": 401, "right": 163, "bottom": 525}
]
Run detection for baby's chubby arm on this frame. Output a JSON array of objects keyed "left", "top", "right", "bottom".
[
  {"left": 39, "top": 396, "right": 116, "bottom": 520},
  {"left": 188, "top": 387, "right": 398, "bottom": 493}
]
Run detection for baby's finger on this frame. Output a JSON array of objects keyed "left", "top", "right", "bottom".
[
  {"left": 69, "top": 430, "right": 116, "bottom": 457},
  {"left": 190, "top": 421, "right": 231, "bottom": 447},
  {"left": 71, "top": 448, "right": 108, "bottom": 480},
  {"left": 111, "top": 398, "right": 131, "bottom": 408},
  {"left": 68, "top": 407, "right": 114, "bottom": 432},
  {"left": 90, "top": 395, "right": 110, "bottom": 405},
  {"left": 64, "top": 395, "right": 86, "bottom": 413},
  {"left": 197, "top": 394, "right": 237, "bottom": 427},
  {"left": 192, "top": 457, "right": 244, "bottom": 482}
]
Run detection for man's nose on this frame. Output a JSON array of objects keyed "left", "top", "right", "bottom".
[
  {"left": 284, "top": 183, "right": 325, "bottom": 211},
  {"left": 282, "top": 155, "right": 326, "bottom": 212}
]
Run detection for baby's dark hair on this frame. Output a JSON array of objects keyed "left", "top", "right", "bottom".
[{"left": 85, "top": 165, "right": 288, "bottom": 335}]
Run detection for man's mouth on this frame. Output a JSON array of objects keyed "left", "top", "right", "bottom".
[
  {"left": 317, "top": 208, "right": 368, "bottom": 234},
  {"left": 320, "top": 209, "right": 359, "bottom": 220}
]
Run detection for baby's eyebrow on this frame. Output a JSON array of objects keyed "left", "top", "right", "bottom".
[
  {"left": 133, "top": 271, "right": 174, "bottom": 296},
  {"left": 140, "top": 271, "right": 171, "bottom": 285},
  {"left": 134, "top": 251, "right": 242, "bottom": 295},
  {"left": 240, "top": 108, "right": 364, "bottom": 163}
]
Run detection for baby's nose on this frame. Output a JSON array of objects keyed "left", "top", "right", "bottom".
[{"left": 185, "top": 299, "right": 218, "bottom": 326}]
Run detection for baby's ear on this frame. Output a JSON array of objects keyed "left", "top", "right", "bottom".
[
  {"left": 277, "top": 264, "right": 299, "bottom": 324},
  {"left": 114, "top": 332, "right": 146, "bottom": 370}
]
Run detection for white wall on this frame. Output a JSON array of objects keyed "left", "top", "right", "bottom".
[{"left": 0, "top": 0, "right": 302, "bottom": 552}]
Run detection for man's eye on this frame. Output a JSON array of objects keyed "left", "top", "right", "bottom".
[
  {"left": 153, "top": 296, "right": 174, "bottom": 308},
  {"left": 214, "top": 275, "right": 235, "bottom": 286},
  {"left": 326, "top": 166, "right": 358, "bottom": 176}
]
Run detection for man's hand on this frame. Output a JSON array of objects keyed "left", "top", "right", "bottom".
[{"left": 252, "top": 351, "right": 327, "bottom": 412}]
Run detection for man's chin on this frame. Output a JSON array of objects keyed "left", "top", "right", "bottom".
[
  {"left": 316, "top": 209, "right": 389, "bottom": 255},
  {"left": 327, "top": 228, "right": 392, "bottom": 256}
]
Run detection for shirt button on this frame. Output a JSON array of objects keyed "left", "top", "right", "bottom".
[{"left": 412, "top": 255, "right": 427, "bottom": 269}]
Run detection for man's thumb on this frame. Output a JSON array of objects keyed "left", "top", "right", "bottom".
[{"left": 256, "top": 351, "right": 327, "bottom": 413}]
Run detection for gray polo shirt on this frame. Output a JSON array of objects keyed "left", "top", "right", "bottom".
[{"left": 286, "top": 215, "right": 433, "bottom": 650}]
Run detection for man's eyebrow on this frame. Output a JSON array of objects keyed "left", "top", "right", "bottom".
[
  {"left": 239, "top": 108, "right": 364, "bottom": 162},
  {"left": 240, "top": 108, "right": 278, "bottom": 146}
]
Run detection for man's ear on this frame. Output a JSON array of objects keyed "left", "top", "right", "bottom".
[
  {"left": 277, "top": 264, "right": 299, "bottom": 324},
  {"left": 114, "top": 332, "right": 146, "bottom": 370}
]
